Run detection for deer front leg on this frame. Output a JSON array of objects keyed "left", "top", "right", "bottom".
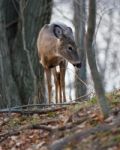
[
  {"left": 53, "top": 68, "right": 62, "bottom": 103},
  {"left": 58, "top": 72, "right": 62, "bottom": 103},
  {"left": 60, "top": 61, "right": 67, "bottom": 103},
  {"left": 45, "top": 69, "right": 52, "bottom": 104}
]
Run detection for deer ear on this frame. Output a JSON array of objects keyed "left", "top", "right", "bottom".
[
  {"left": 64, "top": 27, "right": 74, "bottom": 40},
  {"left": 53, "top": 25, "right": 63, "bottom": 38},
  {"left": 66, "top": 27, "right": 73, "bottom": 33},
  {"left": 64, "top": 27, "right": 73, "bottom": 35}
]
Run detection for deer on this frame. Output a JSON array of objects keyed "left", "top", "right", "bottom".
[{"left": 37, "top": 23, "right": 81, "bottom": 104}]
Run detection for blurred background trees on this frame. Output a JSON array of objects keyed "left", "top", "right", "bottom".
[{"left": 0, "top": 0, "right": 120, "bottom": 109}]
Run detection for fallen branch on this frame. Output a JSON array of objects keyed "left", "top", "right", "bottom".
[
  {"left": 0, "top": 115, "right": 87, "bottom": 143},
  {"left": 0, "top": 102, "right": 82, "bottom": 112},
  {"left": 21, "top": 124, "right": 53, "bottom": 132},
  {"left": 49, "top": 117, "right": 120, "bottom": 150},
  {"left": 0, "top": 106, "right": 66, "bottom": 115},
  {"left": 40, "top": 118, "right": 59, "bottom": 125},
  {"left": 10, "top": 102, "right": 80, "bottom": 109},
  {"left": 54, "top": 116, "right": 87, "bottom": 132},
  {"left": 0, "top": 124, "right": 53, "bottom": 143},
  {"left": 0, "top": 130, "right": 20, "bottom": 143}
]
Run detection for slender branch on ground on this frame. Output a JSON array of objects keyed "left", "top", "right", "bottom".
[
  {"left": 0, "top": 106, "right": 67, "bottom": 115},
  {"left": 0, "top": 98, "right": 93, "bottom": 111},
  {"left": 40, "top": 118, "right": 60, "bottom": 125},
  {"left": 8, "top": 102, "right": 82, "bottom": 110}
]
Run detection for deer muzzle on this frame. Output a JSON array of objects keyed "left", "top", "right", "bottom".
[{"left": 73, "top": 62, "right": 82, "bottom": 68}]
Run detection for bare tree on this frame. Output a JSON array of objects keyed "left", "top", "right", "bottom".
[
  {"left": 86, "top": 0, "right": 110, "bottom": 117},
  {"left": 95, "top": 9, "right": 114, "bottom": 88},
  {"left": 74, "top": 0, "right": 87, "bottom": 100}
]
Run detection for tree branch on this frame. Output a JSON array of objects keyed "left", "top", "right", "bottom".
[{"left": 86, "top": 0, "right": 110, "bottom": 117}]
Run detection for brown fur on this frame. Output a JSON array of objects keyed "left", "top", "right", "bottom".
[{"left": 37, "top": 23, "right": 81, "bottom": 104}]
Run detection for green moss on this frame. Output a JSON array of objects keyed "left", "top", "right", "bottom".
[
  {"left": 111, "top": 134, "right": 120, "bottom": 143},
  {"left": 106, "top": 91, "right": 120, "bottom": 106},
  {"left": 8, "top": 118, "right": 21, "bottom": 128},
  {"left": 67, "top": 104, "right": 81, "bottom": 113},
  {"left": 47, "top": 112, "right": 56, "bottom": 117},
  {"left": 89, "top": 96, "right": 97, "bottom": 105},
  {"left": 96, "top": 131, "right": 111, "bottom": 138}
]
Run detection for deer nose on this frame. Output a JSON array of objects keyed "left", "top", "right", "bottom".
[{"left": 73, "top": 62, "right": 82, "bottom": 68}]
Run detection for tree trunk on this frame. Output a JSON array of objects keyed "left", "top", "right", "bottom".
[
  {"left": 0, "top": 1, "right": 21, "bottom": 108},
  {"left": 12, "top": 0, "right": 53, "bottom": 104},
  {"left": 74, "top": 0, "right": 87, "bottom": 101},
  {"left": 86, "top": 0, "right": 110, "bottom": 117},
  {"left": 0, "top": 0, "right": 53, "bottom": 108}
]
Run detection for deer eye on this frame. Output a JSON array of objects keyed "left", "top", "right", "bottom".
[{"left": 68, "top": 46, "right": 73, "bottom": 51}]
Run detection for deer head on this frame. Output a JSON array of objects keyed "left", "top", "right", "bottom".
[
  {"left": 52, "top": 24, "right": 82, "bottom": 68},
  {"left": 37, "top": 23, "right": 82, "bottom": 69}
]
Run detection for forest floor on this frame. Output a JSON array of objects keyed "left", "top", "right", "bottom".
[{"left": 0, "top": 90, "right": 120, "bottom": 150}]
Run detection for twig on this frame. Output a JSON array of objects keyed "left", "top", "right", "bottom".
[
  {"left": 67, "top": 67, "right": 95, "bottom": 100},
  {"left": 21, "top": 124, "right": 53, "bottom": 132},
  {"left": 40, "top": 118, "right": 59, "bottom": 125},
  {"left": 54, "top": 6, "right": 73, "bottom": 23},
  {"left": 5, "top": 19, "right": 18, "bottom": 28},
  {"left": 49, "top": 118, "right": 120, "bottom": 150}
]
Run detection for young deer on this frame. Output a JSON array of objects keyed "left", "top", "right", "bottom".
[{"left": 37, "top": 23, "right": 81, "bottom": 104}]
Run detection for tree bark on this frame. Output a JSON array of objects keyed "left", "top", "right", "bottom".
[
  {"left": 86, "top": 0, "right": 110, "bottom": 117},
  {"left": 0, "top": 1, "right": 21, "bottom": 108},
  {"left": 11, "top": 0, "right": 52, "bottom": 105},
  {"left": 74, "top": 0, "right": 87, "bottom": 101},
  {"left": 0, "top": 0, "right": 53, "bottom": 108}
]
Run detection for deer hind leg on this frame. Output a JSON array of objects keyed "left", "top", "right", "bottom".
[
  {"left": 55, "top": 75, "right": 59, "bottom": 104},
  {"left": 60, "top": 61, "right": 67, "bottom": 103},
  {"left": 53, "top": 68, "right": 59, "bottom": 103},
  {"left": 45, "top": 68, "right": 52, "bottom": 104}
]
